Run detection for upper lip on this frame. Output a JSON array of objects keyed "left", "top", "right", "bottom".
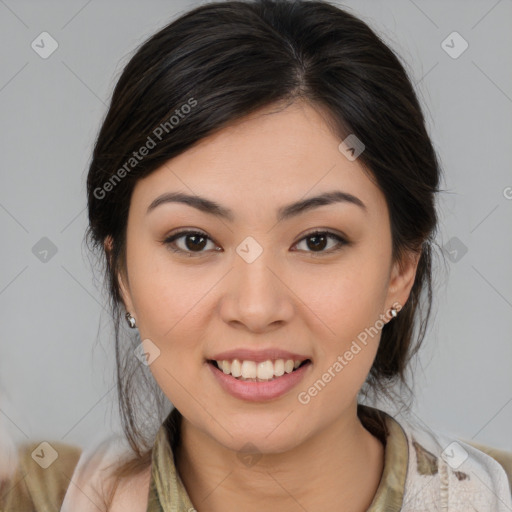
[{"left": 208, "top": 348, "right": 311, "bottom": 363}]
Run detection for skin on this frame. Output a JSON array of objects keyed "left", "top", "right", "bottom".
[{"left": 113, "top": 100, "right": 420, "bottom": 512}]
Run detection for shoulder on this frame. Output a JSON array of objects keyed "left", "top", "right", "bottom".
[
  {"left": 0, "top": 438, "right": 82, "bottom": 511},
  {"left": 392, "top": 415, "right": 512, "bottom": 510},
  {"left": 60, "top": 434, "right": 152, "bottom": 512},
  {"left": 105, "top": 463, "right": 152, "bottom": 512},
  {"left": 461, "top": 439, "right": 512, "bottom": 493}
]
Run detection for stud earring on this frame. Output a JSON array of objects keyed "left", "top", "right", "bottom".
[
  {"left": 390, "top": 307, "right": 398, "bottom": 318},
  {"left": 125, "top": 312, "right": 137, "bottom": 328}
]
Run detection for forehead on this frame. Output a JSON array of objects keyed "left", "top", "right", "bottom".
[{"left": 130, "top": 101, "right": 387, "bottom": 223}]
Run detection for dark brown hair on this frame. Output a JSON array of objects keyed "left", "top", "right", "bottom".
[{"left": 84, "top": 0, "right": 443, "bottom": 506}]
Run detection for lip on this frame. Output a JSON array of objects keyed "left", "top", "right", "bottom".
[
  {"left": 209, "top": 348, "right": 311, "bottom": 363},
  {"left": 207, "top": 359, "right": 312, "bottom": 402}
]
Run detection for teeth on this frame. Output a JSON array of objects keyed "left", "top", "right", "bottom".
[
  {"left": 231, "top": 359, "right": 242, "bottom": 377},
  {"left": 274, "top": 359, "right": 285, "bottom": 377},
  {"left": 241, "top": 360, "right": 257, "bottom": 379},
  {"left": 214, "top": 358, "right": 307, "bottom": 380},
  {"left": 285, "top": 360, "right": 295, "bottom": 373},
  {"left": 257, "top": 360, "right": 274, "bottom": 380},
  {"left": 221, "top": 360, "right": 230, "bottom": 374}
]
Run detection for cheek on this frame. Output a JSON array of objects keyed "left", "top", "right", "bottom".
[
  {"left": 296, "top": 251, "right": 390, "bottom": 398},
  {"left": 125, "top": 246, "right": 210, "bottom": 402},
  {"left": 127, "top": 241, "right": 210, "bottom": 337},
  {"left": 298, "top": 264, "right": 386, "bottom": 410},
  {"left": 123, "top": 231, "right": 230, "bottom": 422},
  {"left": 300, "top": 252, "right": 391, "bottom": 339}
]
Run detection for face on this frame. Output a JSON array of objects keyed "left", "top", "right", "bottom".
[{"left": 114, "top": 100, "right": 419, "bottom": 454}]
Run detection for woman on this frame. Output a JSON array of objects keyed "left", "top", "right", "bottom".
[{"left": 54, "top": 0, "right": 512, "bottom": 510}]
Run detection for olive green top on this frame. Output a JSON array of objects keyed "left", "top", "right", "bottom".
[{"left": 145, "top": 404, "right": 407, "bottom": 511}]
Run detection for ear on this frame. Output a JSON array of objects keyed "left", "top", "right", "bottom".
[
  {"left": 385, "top": 248, "right": 422, "bottom": 312},
  {"left": 104, "top": 236, "right": 135, "bottom": 314}
]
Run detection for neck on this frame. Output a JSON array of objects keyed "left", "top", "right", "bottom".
[{"left": 174, "top": 402, "right": 385, "bottom": 512}]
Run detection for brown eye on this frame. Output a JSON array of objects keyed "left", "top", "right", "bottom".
[
  {"left": 164, "top": 230, "right": 218, "bottom": 256},
  {"left": 163, "top": 229, "right": 348, "bottom": 257},
  {"left": 293, "top": 231, "right": 347, "bottom": 254}
]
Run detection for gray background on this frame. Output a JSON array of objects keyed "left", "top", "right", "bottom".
[{"left": 1, "top": 0, "right": 511, "bottom": 453}]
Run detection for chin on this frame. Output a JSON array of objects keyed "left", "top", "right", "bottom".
[
  {"left": 228, "top": 434, "right": 300, "bottom": 457},
  {"left": 212, "top": 418, "right": 306, "bottom": 455}
]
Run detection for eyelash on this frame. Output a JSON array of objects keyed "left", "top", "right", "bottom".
[{"left": 162, "top": 229, "right": 349, "bottom": 257}]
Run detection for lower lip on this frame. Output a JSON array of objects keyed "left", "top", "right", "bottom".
[{"left": 207, "top": 360, "right": 312, "bottom": 402}]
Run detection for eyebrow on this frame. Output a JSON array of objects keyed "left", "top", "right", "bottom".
[{"left": 146, "top": 190, "right": 367, "bottom": 222}]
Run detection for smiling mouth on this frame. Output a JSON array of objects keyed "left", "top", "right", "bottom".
[{"left": 207, "top": 359, "right": 311, "bottom": 382}]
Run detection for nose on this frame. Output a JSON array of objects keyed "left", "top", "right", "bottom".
[{"left": 219, "top": 243, "right": 294, "bottom": 332}]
